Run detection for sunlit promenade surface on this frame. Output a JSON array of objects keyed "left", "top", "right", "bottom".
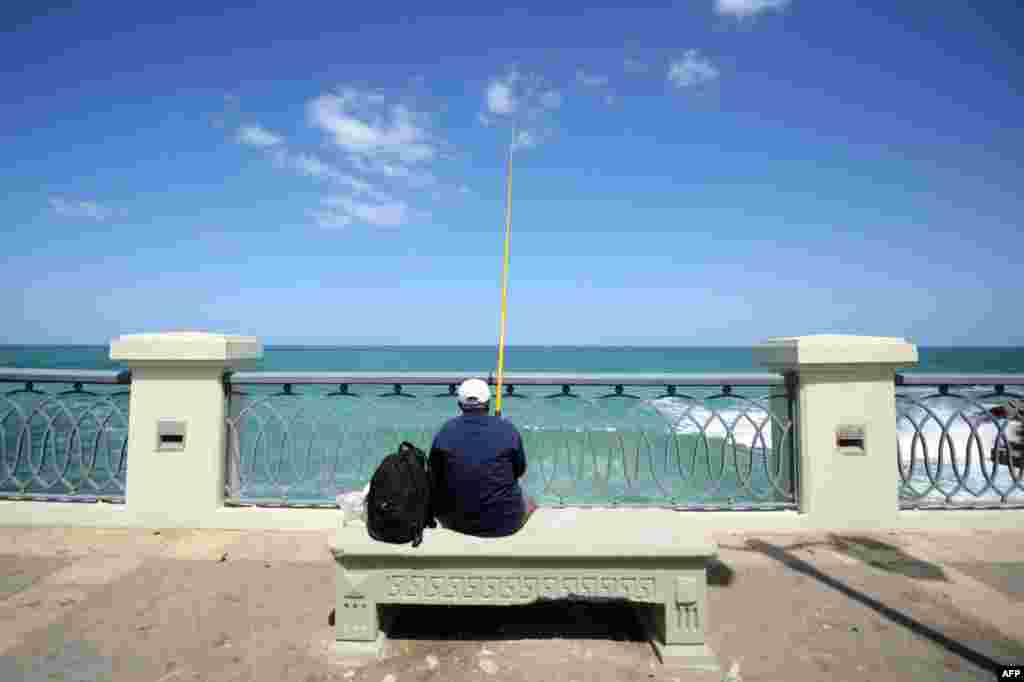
[{"left": 0, "top": 526, "right": 1021, "bottom": 681}]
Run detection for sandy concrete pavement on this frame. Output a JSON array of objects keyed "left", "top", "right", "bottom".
[{"left": 0, "top": 526, "right": 1021, "bottom": 681}]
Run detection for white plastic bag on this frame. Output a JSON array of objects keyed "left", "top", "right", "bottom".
[{"left": 336, "top": 484, "right": 370, "bottom": 526}]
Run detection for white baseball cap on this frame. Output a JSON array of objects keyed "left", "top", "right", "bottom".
[{"left": 457, "top": 378, "right": 491, "bottom": 407}]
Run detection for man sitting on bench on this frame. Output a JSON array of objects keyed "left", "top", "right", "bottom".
[{"left": 428, "top": 378, "right": 538, "bottom": 537}]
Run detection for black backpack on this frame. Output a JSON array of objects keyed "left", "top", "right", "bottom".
[{"left": 366, "top": 441, "right": 436, "bottom": 547}]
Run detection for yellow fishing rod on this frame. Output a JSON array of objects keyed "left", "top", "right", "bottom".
[{"left": 494, "top": 128, "right": 514, "bottom": 417}]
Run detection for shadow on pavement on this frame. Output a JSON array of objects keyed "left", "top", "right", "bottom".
[
  {"left": 382, "top": 599, "right": 649, "bottom": 642},
  {"left": 745, "top": 538, "right": 1007, "bottom": 677},
  {"left": 828, "top": 535, "right": 948, "bottom": 581}
]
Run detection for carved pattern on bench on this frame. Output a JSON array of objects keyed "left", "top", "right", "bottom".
[
  {"left": 382, "top": 573, "right": 657, "bottom": 602},
  {"left": 678, "top": 604, "right": 700, "bottom": 632},
  {"left": 336, "top": 595, "right": 376, "bottom": 639},
  {"left": 674, "top": 576, "right": 700, "bottom": 634},
  {"left": 339, "top": 570, "right": 371, "bottom": 598}
]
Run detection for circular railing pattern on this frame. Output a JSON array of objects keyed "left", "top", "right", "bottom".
[
  {"left": 224, "top": 382, "right": 796, "bottom": 509},
  {"left": 897, "top": 386, "right": 1024, "bottom": 508},
  {"left": 0, "top": 382, "right": 129, "bottom": 501}
]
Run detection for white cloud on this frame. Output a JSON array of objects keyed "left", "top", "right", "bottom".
[
  {"left": 512, "top": 130, "right": 540, "bottom": 150},
  {"left": 576, "top": 70, "right": 609, "bottom": 88},
  {"left": 287, "top": 152, "right": 346, "bottom": 182},
  {"left": 715, "top": 0, "right": 790, "bottom": 18},
  {"left": 309, "top": 208, "right": 353, "bottom": 229},
  {"left": 307, "top": 88, "right": 436, "bottom": 164},
  {"left": 224, "top": 86, "right": 446, "bottom": 229},
  {"left": 236, "top": 124, "right": 283, "bottom": 147},
  {"left": 668, "top": 50, "right": 720, "bottom": 88},
  {"left": 48, "top": 197, "right": 115, "bottom": 221},
  {"left": 480, "top": 70, "right": 561, "bottom": 150},
  {"left": 322, "top": 195, "right": 409, "bottom": 228},
  {"left": 482, "top": 69, "right": 558, "bottom": 121},
  {"left": 486, "top": 79, "right": 517, "bottom": 115},
  {"left": 270, "top": 149, "right": 392, "bottom": 200},
  {"left": 304, "top": 86, "right": 445, "bottom": 230},
  {"left": 347, "top": 154, "right": 436, "bottom": 188}
]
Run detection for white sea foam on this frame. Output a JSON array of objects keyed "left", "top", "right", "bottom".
[
  {"left": 650, "top": 399, "right": 775, "bottom": 451},
  {"left": 648, "top": 393, "right": 1024, "bottom": 503},
  {"left": 897, "top": 400, "right": 1023, "bottom": 502}
]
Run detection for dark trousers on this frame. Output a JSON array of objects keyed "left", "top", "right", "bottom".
[{"left": 439, "top": 493, "right": 539, "bottom": 535}]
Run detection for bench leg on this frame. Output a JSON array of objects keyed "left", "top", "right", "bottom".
[
  {"left": 640, "top": 575, "right": 720, "bottom": 671},
  {"left": 649, "top": 604, "right": 720, "bottom": 671},
  {"left": 333, "top": 596, "right": 384, "bottom": 659}
]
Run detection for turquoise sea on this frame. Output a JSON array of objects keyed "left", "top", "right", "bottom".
[
  {"left": 3, "top": 345, "right": 1024, "bottom": 507},
  {"left": 3, "top": 344, "right": 1024, "bottom": 374}
]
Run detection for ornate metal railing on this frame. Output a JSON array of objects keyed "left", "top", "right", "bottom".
[
  {"left": 896, "top": 373, "right": 1024, "bottom": 509},
  {"left": 0, "top": 368, "right": 131, "bottom": 502},
  {"left": 224, "top": 371, "right": 798, "bottom": 510}
]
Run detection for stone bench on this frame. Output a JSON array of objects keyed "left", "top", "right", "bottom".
[{"left": 328, "top": 508, "right": 719, "bottom": 670}]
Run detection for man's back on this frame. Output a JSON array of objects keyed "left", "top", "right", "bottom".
[{"left": 429, "top": 413, "right": 526, "bottom": 538}]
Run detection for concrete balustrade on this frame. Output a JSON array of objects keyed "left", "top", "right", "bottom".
[
  {"left": 1, "top": 331, "right": 1022, "bottom": 532},
  {"left": 754, "top": 335, "right": 918, "bottom": 531},
  {"left": 111, "top": 332, "right": 261, "bottom": 527}
]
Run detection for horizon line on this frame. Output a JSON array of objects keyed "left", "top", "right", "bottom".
[{"left": 2, "top": 343, "right": 1024, "bottom": 350}]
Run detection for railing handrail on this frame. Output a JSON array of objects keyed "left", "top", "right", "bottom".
[
  {"left": 5, "top": 367, "right": 1024, "bottom": 388},
  {"left": 896, "top": 373, "right": 1024, "bottom": 386},
  {"left": 224, "top": 370, "right": 788, "bottom": 386},
  {"left": 0, "top": 368, "right": 130, "bottom": 384}
]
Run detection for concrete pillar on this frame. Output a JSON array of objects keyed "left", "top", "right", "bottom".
[
  {"left": 755, "top": 335, "right": 918, "bottom": 530},
  {"left": 110, "top": 332, "right": 262, "bottom": 527}
]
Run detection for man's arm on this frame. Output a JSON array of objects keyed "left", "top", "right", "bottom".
[{"left": 512, "top": 430, "right": 527, "bottom": 480}]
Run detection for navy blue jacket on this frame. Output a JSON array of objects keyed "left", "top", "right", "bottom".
[{"left": 428, "top": 413, "right": 527, "bottom": 537}]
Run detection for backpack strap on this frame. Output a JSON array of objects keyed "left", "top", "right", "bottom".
[{"left": 399, "top": 442, "right": 426, "bottom": 464}]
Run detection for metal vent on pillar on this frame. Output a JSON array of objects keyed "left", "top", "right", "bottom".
[
  {"left": 157, "top": 420, "right": 187, "bottom": 452},
  {"left": 836, "top": 425, "right": 865, "bottom": 455}
]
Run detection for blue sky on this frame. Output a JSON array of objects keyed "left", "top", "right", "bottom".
[{"left": 3, "top": 1, "right": 1022, "bottom": 346}]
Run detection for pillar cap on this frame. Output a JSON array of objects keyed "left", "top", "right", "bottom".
[
  {"left": 110, "top": 331, "right": 263, "bottom": 364},
  {"left": 754, "top": 334, "right": 918, "bottom": 369}
]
